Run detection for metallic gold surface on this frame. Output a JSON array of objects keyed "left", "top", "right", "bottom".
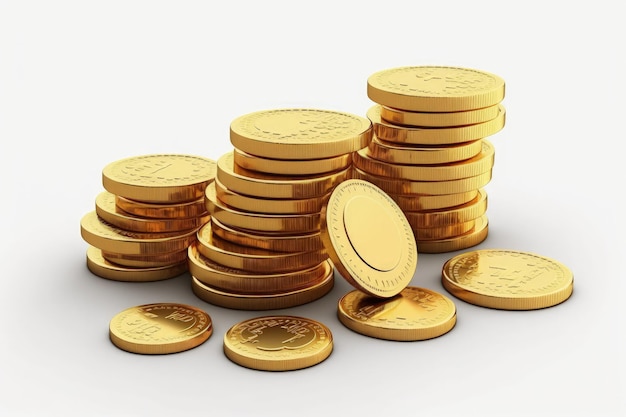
[
  {"left": 352, "top": 166, "right": 492, "bottom": 195},
  {"left": 214, "top": 177, "right": 328, "bottom": 215},
  {"left": 442, "top": 249, "right": 574, "bottom": 310},
  {"left": 368, "top": 104, "right": 505, "bottom": 145},
  {"left": 404, "top": 189, "right": 487, "bottom": 227},
  {"left": 206, "top": 183, "right": 321, "bottom": 234},
  {"left": 387, "top": 190, "right": 479, "bottom": 211},
  {"left": 188, "top": 244, "right": 331, "bottom": 294},
  {"left": 101, "top": 248, "right": 188, "bottom": 268},
  {"left": 321, "top": 179, "right": 417, "bottom": 298},
  {"left": 96, "top": 191, "right": 210, "bottom": 233},
  {"left": 191, "top": 268, "right": 333, "bottom": 311},
  {"left": 417, "top": 215, "right": 489, "bottom": 253},
  {"left": 115, "top": 195, "right": 207, "bottom": 219},
  {"left": 412, "top": 219, "right": 476, "bottom": 240},
  {"left": 354, "top": 140, "right": 494, "bottom": 181},
  {"left": 223, "top": 315, "right": 333, "bottom": 371},
  {"left": 367, "top": 135, "right": 483, "bottom": 165},
  {"left": 102, "top": 154, "right": 217, "bottom": 203},
  {"left": 80, "top": 211, "right": 198, "bottom": 255},
  {"left": 217, "top": 151, "right": 351, "bottom": 199},
  {"left": 196, "top": 222, "right": 326, "bottom": 273},
  {"left": 109, "top": 302, "right": 212, "bottom": 354},
  {"left": 210, "top": 217, "right": 323, "bottom": 253},
  {"left": 233, "top": 148, "right": 352, "bottom": 176},
  {"left": 380, "top": 104, "right": 501, "bottom": 127},
  {"left": 87, "top": 246, "right": 188, "bottom": 281},
  {"left": 337, "top": 286, "right": 456, "bottom": 341},
  {"left": 230, "top": 108, "right": 372, "bottom": 159},
  {"left": 367, "top": 66, "right": 505, "bottom": 112}
]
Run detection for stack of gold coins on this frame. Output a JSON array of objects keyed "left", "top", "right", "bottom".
[
  {"left": 80, "top": 154, "right": 217, "bottom": 282},
  {"left": 356, "top": 66, "right": 506, "bottom": 253},
  {"left": 189, "top": 108, "right": 373, "bottom": 310}
]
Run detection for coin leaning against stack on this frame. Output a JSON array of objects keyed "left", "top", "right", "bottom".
[
  {"left": 189, "top": 108, "right": 373, "bottom": 310},
  {"left": 359, "top": 65, "right": 506, "bottom": 253},
  {"left": 80, "top": 154, "right": 217, "bottom": 282}
]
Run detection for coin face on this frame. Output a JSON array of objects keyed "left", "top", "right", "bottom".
[
  {"left": 230, "top": 108, "right": 372, "bottom": 159},
  {"left": 367, "top": 66, "right": 505, "bottom": 112},
  {"left": 321, "top": 179, "right": 417, "bottom": 298},
  {"left": 109, "top": 303, "right": 213, "bottom": 354},
  {"left": 338, "top": 287, "right": 457, "bottom": 341},
  {"left": 102, "top": 154, "right": 217, "bottom": 203},
  {"left": 223, "top": 316, "right": 333, "bottom": 371},
  {"left": 441, "top": 249, "right": 574, "bottom": 310}
]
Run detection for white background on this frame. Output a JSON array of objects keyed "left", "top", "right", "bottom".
[{"left": 1, "top": 1, "right": 624, "bottom": 416}]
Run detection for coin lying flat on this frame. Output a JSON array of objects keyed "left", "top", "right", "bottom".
[
  {"left": 223, "top": 315, "right": 333, "bottom": 371},
  {"left": 442, "top": 249, "right": 574, "bottom": 310},
  {"left": 102, "top": 154, "right": 217, "bottom": 203},
  {"left": 109, "top": 302, "right": 212, "bottom": 354},
  {"left": 86, "top": 246, "right": 188, "bottom": 281},
  {"left": 367, "top": 66, "right": 506, "bottom": 112},
  {"left": 417, "top": 214, "right": 489, "bottom": 253},
  {"left": 338, "top": 287, "right": 456, "bottom": 341},
  {"left": 321, "top": 179, "right": 417, "bottom": 298},
  {"left": 380, "top": 103, "right": 501, "bottom": 127},
  {"left": 233, "top": 148, "right": 352, "bottom": 176},
  {"left": 115, "top": 195, "right": 207, "bottom": 219}
]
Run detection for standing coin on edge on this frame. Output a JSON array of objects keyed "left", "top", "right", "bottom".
[
  {"left": 109, "top": 303, "right": 213, "bottom": 354},
  {"left": 442, "top": 249, "right": 574, "bottom": 310},
  {"left": 223, "top": 316, "right": 333, "bottom": 371}
]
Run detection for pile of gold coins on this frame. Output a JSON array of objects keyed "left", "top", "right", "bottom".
[
  {"left": 80, "top": 154, "right": 217, "bottom": 282},
  {"left": 353, "top": 66, "right": 506, "bottom": 253},
  {"left": 188, "top": 108, "right": 373, "bottom": 310}
]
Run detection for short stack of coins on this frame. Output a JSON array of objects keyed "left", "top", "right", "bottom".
[
  {"left": 188, "top": 108, "right": 373, "bottom": 310},
  {"left": 80, "top": 154, "right": 217, "bottom": 282},
  {"left": 354, "top": 66, "right": 506, "bottom": 253}
]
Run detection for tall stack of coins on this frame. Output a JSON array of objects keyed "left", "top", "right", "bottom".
[
  {"left": 355, "top": 66, "right": 506, "bottom": 253},
  {"left": 80, "top": 154, "right": 217, "bottom": 282},
  {"left": 188, "top": 108, "right": 373, "bottom": 310}
]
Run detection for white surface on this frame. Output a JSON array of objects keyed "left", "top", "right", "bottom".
[{"left": 1, "top": 1, "right": 624, "bottom": 416}]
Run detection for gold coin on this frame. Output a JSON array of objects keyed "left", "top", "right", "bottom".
[
  {"left": 352, "top": 166, "right": 492, "bottom": 195},
  {"left": 101, "top": 248, "right": 188, "bottom": 268},
  {"left": 80, "top": 211, "right": 198, "bottom": 255},
  {"left": 102, "top": 154, "right": 217, "bottom": 203},
  {"left": 210, "top": 217, "right": 323, "bottom": 253},
  {"left": 412, "top": 218, "right": 476, "bottom": 241},
  {"left": 188, "top": 244, "right": 332, "bottom": 294},
  {"left": 417, "top": 215, "right": 489, "bottom": 253},
  {"left": 387, "top": 190, "right": 479, "bottom": 211},
  {"left": 380, "top": 103, "right": 501, "bottom": 127},
  {"left": 223, "top": 315, "right": 333, "bottom": 371},
  {"left": 196, "top": 222, "right": 326, "bottom": 273},
  {"left": 95, "top": 191, "right": 210, "bottom": 233},
  {"left": 233, "top": 148, "right": 352, "bottom": 176},
  {"left": 404, "top": 189, "right": 488, "bottom": 227},
  {"left": 206, "top": 183, "right": 321, "bottom": 234},
  {"left": 216, "top": 151, "right": 351, "bottom": 199},
  {"left": 354, "top": 140, "right": 494, "bottom": 181},
  {"left": 115, "top": 195, "right": 207, "bottom": 219},
  {"left": 442, "top": 249, "right": 574, "bottom": 310},
  {"left": 367, "top": 66, "right": 505, "bottom": 112},
  {"left": 230, "top": 108, "right": 372, "bottom": 159},
  {"left": 213, "top": 178, "right": 328, "bottom": 215},
  {"left": 368, "top": 104, "right": 505, "bottom": 145},
  {"left": 367, "top": 135, "right": 483, "bottom": 165},
  {"left": 191, "top": 268, "right": 333, "bottom": 311},
  {"left": 337, "top": 286, "right": 456, "bottom": 341},
  {"left": 109, "top": 302, "right": 212, "bottom": 354},
  {"left": 321, "top": 179, "right": 417, "bottom": 298},
  {"left": 86, "top": 246, "right": 188, "bottom": 281}
]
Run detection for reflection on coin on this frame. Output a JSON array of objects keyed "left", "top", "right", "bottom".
[
  {"left": 380, "top": 103, "right": 501, "bottom": 127},
  {"left": 109, "top": 302, "right": 212, "bottom": 354},
  {"left": 417, "top": 215, "right": 489, "bottom": 253},
  {"left": 338, "top": 287, "right": 456, "bottom": 341},
  {"left": 367, "top": 135, "right": 483, "bottom": 165},
  {"left": 233, "top": 148, "right": 351, "bottom": 176},
  {"left": 102, "top": 154, "right": 217, "bottom": 203},
  {"left": 223, "top": 315, "right": 333, "bottom": 371},
  {"left": 367, "top": 66, "right": 505, "bottom": 112},
  {"left": 321, "top": 179, "right": 417, "bottom": 298},
  {"left": 442, "top": 249, "right": 574, "bottom": 310},
  {"left": 115, "top": 195, "right": 207, "bottom": 219}
]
